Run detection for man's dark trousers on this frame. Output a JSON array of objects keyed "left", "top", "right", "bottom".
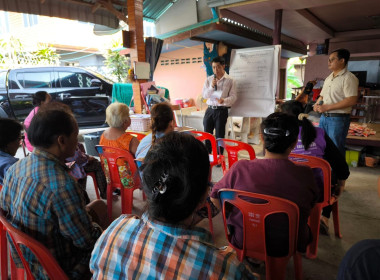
[{"left": 203, "top": 106, "right": 228, "bottom": 154}]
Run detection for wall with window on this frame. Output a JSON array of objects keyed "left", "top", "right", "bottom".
[{"left": 154, "top": 45, "right": 206, "bottom": 103}]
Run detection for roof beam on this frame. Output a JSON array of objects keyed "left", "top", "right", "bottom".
[
  {"left": 97, "top": 0, "right": 128, "bottom": 24},
  {"left": 163, "top": 21, "right": 306, "bottom": 55},
  {"left": 190, "top": 36, "right": 241, "bottom": 49},
  {"left": 331, "top": 28, "right": 380, "bottom": 42},
  {"left": 295, "top": 9, "right": 334, "bottom": 38},
  {"left": 92, "top": 3, "right": 102, "bottom": 13},
  {"left": 220, "top": 9, "right": 305, "bottom": 49}
]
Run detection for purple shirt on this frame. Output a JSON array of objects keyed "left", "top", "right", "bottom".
[
  {"left": 292, "top": 127, "right": 326, "bottom": 192},
  {"left": 211, "top": 158, "right": 319, "bottom": 253},
  {"left": 293, "top": 127, "right": 326, "bottom": 158}
]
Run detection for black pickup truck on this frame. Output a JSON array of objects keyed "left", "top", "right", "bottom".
[{"left": 0, "top": 66, "right": 113, "bottom": 127}]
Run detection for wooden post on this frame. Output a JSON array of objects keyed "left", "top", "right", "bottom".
[
  {"left": 273, "top": 9, "right": 283, "bottom": 45},
  {"left": 127, "top": 0, "right": 146, "bottom": 113}
]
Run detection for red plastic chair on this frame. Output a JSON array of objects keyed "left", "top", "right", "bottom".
[
  {"left": 0, "top": 212, "right": 69, "bottom": 280},
  {"left": 218, "top": 189, "right": 302, "bottom": 280},
  {"left": 0, "top": 222, "right": 6, "bottom": 280},
  {"left": 217, "top": 139, "right": 256, "bottom": 174},
  {"left": 0, "top": 184, "right": 8, "bottom": 280},
  {"left": 96, "top": 145, "right": 143, "bottom": 222},
  {"left": 188, "top": 131, "right": 224, "bottom": 177},
  {"left": 289, "top": 153, "right": 341, "bottom": 259},
  {"left": 86, "top": 171, "right": 101, "bottom": 200},
  {"left": 126, "top": 132, "right": 146, "bottom": 141}
]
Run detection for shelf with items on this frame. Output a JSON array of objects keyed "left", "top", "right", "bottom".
[{"left": 350, "top": 88, "right": 371, "bottom": 123}]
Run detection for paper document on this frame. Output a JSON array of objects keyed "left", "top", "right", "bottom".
[{"left": 210, "top": 90, "right": 222, "bottom": 101}]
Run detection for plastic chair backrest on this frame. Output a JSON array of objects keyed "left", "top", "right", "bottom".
[
  {"left": 126, "top": 132, "right": 146, "bottom": 141},
  {"left": 217, "top": 139, "right": 256, "bottom": 171},
  {"left": 0, "top": 212, "right": 69, "bottom": 280},
  {"left": 218, "top": 189, "right": 299, "bottom": 262},
  {"left": 189, "top": 131, "right": 219, "bottom": 164},
  {"left": 289, "top": 153, "right": 331, "bottom": 205},
  {"left": 95, "top": 145, "right": 141, "bottom": 190}
]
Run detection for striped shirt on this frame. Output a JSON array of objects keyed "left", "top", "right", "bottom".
[
  {"left": 90, "top": 213, "right": 256, "bottom": 280},
  {"left": 0, "top": 149, "right": 102, "bottom": 280}
]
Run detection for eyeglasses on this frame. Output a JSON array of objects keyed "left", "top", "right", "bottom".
[{"left": 328, "top": 57, "right": 339, "bottom": 63}]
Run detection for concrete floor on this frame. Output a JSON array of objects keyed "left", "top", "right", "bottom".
[{"left": 15, "top": 141, "right": 380, "bottom": 280}]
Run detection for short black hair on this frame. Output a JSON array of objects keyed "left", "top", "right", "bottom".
[
  {"left": 0, "top": 118, "right": 23, "bottom": 150},
  {"left": 280, "top": 101, "right": 317, "bottom": 150},
  {"left": 212, "top": 56, "right": 225, "bottom": 65},
  {"left": 32, "top": 91, "right": 49, "bottom": 107},
  {"left": 28, "top": 108, "right": 77, "bottom": 149},
  {"left": 331, "top": 48, "right": 350, "bottom": 66},
  {"left": 141, "top": 132, "right": 210, "bottom": 224},
  {"left": 261, "top": 112, "right": 299, "bottom": 154}
]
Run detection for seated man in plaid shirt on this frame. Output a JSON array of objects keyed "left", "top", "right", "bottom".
[{"left": 0, "top": 105, "right": 107, "bottom": 280}]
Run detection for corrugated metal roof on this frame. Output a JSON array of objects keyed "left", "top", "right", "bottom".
[
  {"left": 0, "top": 0, "right": 175, "bottom": 28},
  {"left": 143, "top": 0, "right": 175, "bottom": 21}
]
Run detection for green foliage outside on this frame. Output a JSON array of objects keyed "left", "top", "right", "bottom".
[
  {"left": 32, "top": 44, "right": 60, "bottom": 65},
  {"left": 0, "top": 37, "right": 59, "bottom": 69},
  {"left": 286, "top": 57, "right": 305, "bottom": 99},
  {"left": 104, "top": 39, "right": 130, "bottom": 83}
]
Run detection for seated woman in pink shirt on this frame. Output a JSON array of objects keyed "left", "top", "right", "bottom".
[{"left": 24, "top": 91, "right": 51, "bottom": 152}]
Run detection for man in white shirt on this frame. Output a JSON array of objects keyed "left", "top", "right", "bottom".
[
  {"left": 202, "top": 56, "right": 237, "bottom": 153},
  {"left": 314, "top": 49, "right": 358, "bottom": 155}
]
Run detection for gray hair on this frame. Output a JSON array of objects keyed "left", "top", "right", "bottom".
[{"left": 105, "top": 102, "right": 130, "bottom": 128}]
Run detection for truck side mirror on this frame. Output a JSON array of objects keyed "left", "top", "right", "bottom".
[{"left": 90, "top": 79, "right": 102, "bottom": 90}]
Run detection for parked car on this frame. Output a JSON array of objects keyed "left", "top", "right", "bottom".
[{"left": 0, "top": 66, "right": 114, "bottom": 127}]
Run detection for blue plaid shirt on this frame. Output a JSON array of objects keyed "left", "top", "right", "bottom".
[
  {"left": 0, "top": 149, "right": 102, "bottom": 279},
  {"left": 90, "top": 213, "right": 256, "bottom": 279},
  {"left": 0, "top": 150, "right": 18, "bottom": 184}
]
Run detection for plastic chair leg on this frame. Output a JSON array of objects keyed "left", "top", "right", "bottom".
[
  {"left": 87, "top": 172, "right": 100, "bottom": 200},
  {"left": 10, "top": 256, "right": 24, "bottom": 280},
  {"left": 206, "top": 202, "right": 214, "bottom": 242},
  {"left": 121, "top": 188, "right": 133, "bottom": 215},
  {"left": 332, "top": 201, "right": 342, "bottom": 238},
  {"left": 293, "top": 253, "right": 303, "bottom": 280},
  {"left": 221, "top": 160, "right": 227, "bottom": 175},
  {"left": 107, "top": 184, "right": 113, "bottom": 223},
  {"left": 1, "top": 225, "right": 8, "bottom": 280},
  {"left": 306, "top": 204, "right": 322, "bottom": 259}
]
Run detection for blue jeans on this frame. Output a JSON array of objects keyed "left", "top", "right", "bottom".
[{"left": 319, "top": 114, "right": 350, "bottom": 156}]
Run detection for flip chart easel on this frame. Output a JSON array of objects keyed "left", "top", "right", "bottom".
[{"left": 229, "top": 45, "right": 281, "bottom": 117}]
